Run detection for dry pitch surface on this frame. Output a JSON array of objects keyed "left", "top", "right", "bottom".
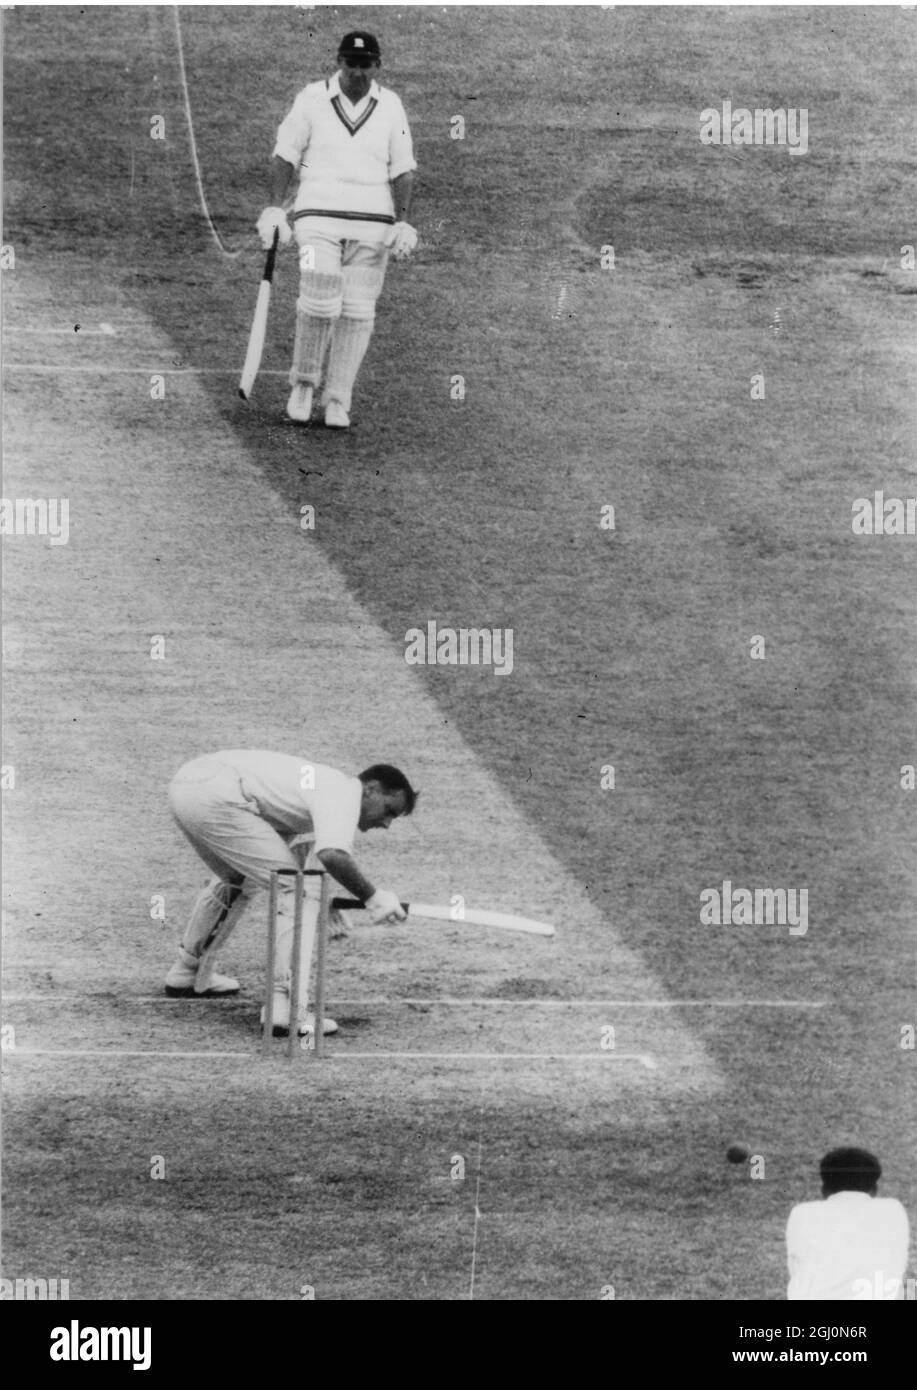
[{"left": 2, "top": 6, "right": 915, "bottom": 1300}]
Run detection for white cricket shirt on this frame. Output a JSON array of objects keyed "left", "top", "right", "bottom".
[
  {"left": 274, "top": 72, "right": 416, "bottom": 243},
  {"left": 786, "top": 1192, "right": 910, "bottom": 1300},
  {"left": 216, "top": 750, "right": 361, "bottom": 853}
]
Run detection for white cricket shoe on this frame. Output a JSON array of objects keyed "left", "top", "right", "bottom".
[
  {"left": 287, "top": 383, "right": 314, "bottom": 422},
  {"left": 260, "top": 999, "right": 339, "bottom": 1038},
  {"left": 165, "top": 961, "right": 240, "bottom": 998},
  {"left": 324, "top": 400, "right": 350, "bottom": 429},
  {"left": 299, "top": 1012, "right": 339, "bottom": 1038}
]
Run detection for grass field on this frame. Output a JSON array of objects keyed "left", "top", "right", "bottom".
[{"left": 2, "top": 5, "right": 915, "bottom": 1303}]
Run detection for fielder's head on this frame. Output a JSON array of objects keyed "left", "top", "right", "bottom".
[
  {"left": 338, "top": 31, "right": 380, "bottom": 99},
  {"left": 358, "top": 764, "right": 417, "bottom": 831},
  {"left": 820, "top": 1147, "right": 882, "bottom": 1197}
]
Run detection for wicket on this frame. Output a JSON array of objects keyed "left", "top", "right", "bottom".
[{"left": 263, "top": 867, "right": 332, "bottom": 1059}]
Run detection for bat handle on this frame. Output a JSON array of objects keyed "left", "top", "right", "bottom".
[
  {"left": 331, "top": 898, "right": 410, "bottom": 913},
  {"left": 265, "top": 225, "right": 280, "bottom": 277}
]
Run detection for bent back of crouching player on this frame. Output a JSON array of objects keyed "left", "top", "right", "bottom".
[{"left": 165, "top": 750, "right": 417, "bottom": 1039}]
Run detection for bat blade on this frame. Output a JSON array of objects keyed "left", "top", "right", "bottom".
[
  {"left": 238, "top": 228, "right": 279, "bottom": 400},
  {"left": 331, "top": 898, "right": 555, "bottom": 937},
  {"left": 410, "top": 902, "right": 555, "bottom": 936}
]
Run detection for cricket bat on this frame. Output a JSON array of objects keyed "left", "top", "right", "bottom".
[
  {"left": 331, "top": 898, "right": 555, "bottom": 937},
  {"left": 238, "top": 228, "right": 279, "bottom": 400}
]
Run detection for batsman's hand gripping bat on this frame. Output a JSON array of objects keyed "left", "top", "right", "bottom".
[
  {"left": 238, "top": 228, "right": 279, "bottom": 400},
  {"left": 331, "top": 898, "right": 555, "bottom": 937}
]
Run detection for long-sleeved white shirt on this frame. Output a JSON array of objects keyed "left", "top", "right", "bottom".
[
  {"left": 274, "top": 73, "right": 416, "bottom": 242},
  {"left": 786, "top": 1192, "right": 910, "bottom": 1299}
]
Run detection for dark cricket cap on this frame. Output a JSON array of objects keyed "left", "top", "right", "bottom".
[{"left": 338, "top": 31, "right": 381, "bottom": 59}]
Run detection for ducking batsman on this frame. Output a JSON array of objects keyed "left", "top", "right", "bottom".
[{"left": 164, "top": 751, "right": 417, "bottom": 1038}]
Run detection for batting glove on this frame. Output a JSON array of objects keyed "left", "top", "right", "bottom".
[
  {"left": 366, "top": 889, "right": 407, "bottom": 925},
  {"left": 388, "top": 221, "right": 418, "bottom": 261},
  {"left": 256, "top": 206, "right": 292, "bottom": 250}
]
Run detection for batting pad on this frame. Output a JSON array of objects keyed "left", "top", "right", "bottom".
[
  {"left": 297, "top": 270, "right": 343, "bottom": 320},
  {"left": 341, "top": 264, "right": 385, "bottom": 322},
  {"left": 182, "top": 876, "right": 246, "bottom": 956},
  {"left": 290, "top": 309, "right": 334, "bottom": 387},
  {"left": 323, "top": 318, "right": 374, "bottom": 412}
]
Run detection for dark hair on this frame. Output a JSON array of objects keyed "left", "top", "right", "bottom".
[
  {"left": 359, "top": 764, "right": 418, "bottom": 815},
  {"left": 820, "top": 1148, "right": 882, "bottom": 1196}
]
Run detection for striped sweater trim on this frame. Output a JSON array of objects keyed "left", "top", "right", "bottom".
[
  {"left": 293, "top": 209, "right": 395, "bottom": 225},
  {"left": 330, "top": 94, "right": 379, "bottom": 136}
]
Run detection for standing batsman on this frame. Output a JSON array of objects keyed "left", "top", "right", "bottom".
[
  {"left": 164, "top": 751, "right": 416, "bottom": 1037},
  {"left": 257, "top": 30, "right": 418, "bottom": 428}
]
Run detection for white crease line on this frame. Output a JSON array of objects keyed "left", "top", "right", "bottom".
[
  {"left": 310, "top": 998, "right": 827, "bottom": 1009},
  {"left": 5, "top": 1049, "right": 657, "bottom": 1065},
  {"left": 2, "top": 995, "right": 827, "bottom": 1008},
  {"left": 316, "top": 1053, "right": 656, "bottom": 1064},
  {"left": 6, "top": 1049, "right": 252, "bottom": 1058},
  {"left": 3, "top": 323, "right": 116, "bottom": 336},
  {"left": 3, "top": 365, "right": 286, "bottom": 376}
]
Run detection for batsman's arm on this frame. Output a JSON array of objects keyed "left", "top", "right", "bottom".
[
  {"left": 391, "top": 170, "right": 414, "bottom": 223},
  {"left": 269, "top": 155, "right": 297, "bottom": 207},
  {"left": 316, "top": 848, "right": 376, "bottom": 904}
]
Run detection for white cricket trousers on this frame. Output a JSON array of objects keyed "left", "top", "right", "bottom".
[{"left": 169, "top": 754, "right": 321, "bottom": 997}]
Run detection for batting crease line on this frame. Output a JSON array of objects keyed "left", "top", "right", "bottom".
[
  {"left": 3, "top": 366, "right": 286, "bottom": 376},
  {"left": 6, "top": 1050, "right": 657, "bottom": 1064},
  {"left": 289, "top": 998, "right": 827, "bottom": 1009},
  {"left": 3, "top": 325, "right": 117, "bottom": 337},
  {"left": 324, "top": 1053, "right": 657, "bottom": 1064},
  {"left": 2, "top": 995, "right": 827, "bottom": 1008}
]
